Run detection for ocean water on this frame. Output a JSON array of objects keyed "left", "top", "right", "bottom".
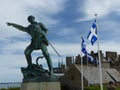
[{"left": 0, "top": 82, "right": 21, "bottom": 89}]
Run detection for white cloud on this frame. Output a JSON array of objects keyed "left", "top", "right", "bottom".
[
  {"left": 23, "top": 0, "right": 67, "bottom": 15},
  {"left": 100, "top": 20, "right": 118, "bottom": 31},
  {"left": 87, "top": 42, "right": 120, "bottom": 55},
  {"left": 100, "top": 42, "right": 120, "bottom": 55},
  {"left": 0, "top": 0, "right": 27, "bottom": 24},
  {"left": 0, "top": 0, "right": 67, "bottom": 39},
  {"left": 22, "top": 0, "right": 67, "bottom": 26},
  {"left": 48, "top": 43, "right": 80, "bottom": 56},
  {"left": 2, "top": 41, "right": 28, "bottom": 53},
  {"left": 49, "top": 42, "right": 120, "bottom": 57},
  {"left": 78, "top": 0, "right": 120, "bottom": 21},
  {"left": 0, "top": 67, "right": 22, "bottom": 82},
  {"left": 0, "top": 0, "right": 67, "bottom": 23},
  {"left": 57, "top": 28, "right": 76, "bottom": 36}
]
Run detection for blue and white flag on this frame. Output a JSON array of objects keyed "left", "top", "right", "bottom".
[
  {"left": 87, "top": 20, "right": 97, "bottom": 45},
  {"left": 81, "top": 36, "right": 98, "bottom": 64},
  {"left": 81, "top": 36, "right": 87, "bottom": 56},
  {"left": 87, "top": 54, "right": 94, "bottom": 62},
  {"left": 87, "top": 54, "right": 99, "bottom": 64}
]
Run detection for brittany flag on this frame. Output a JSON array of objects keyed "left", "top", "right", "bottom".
[
  {"left": 81, "top": 36, "right": 87, "bottom": 56},
  {"left": 87, "top": 20, "right": 97, "bottom": 45},
  {"left": 81, "top": 36, "right": 98, "bottom": 64}
]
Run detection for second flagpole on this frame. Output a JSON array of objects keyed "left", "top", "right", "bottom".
[
  {"left": 80, "top": 35, "right": 84, "bottom": 90},
  {"left": 95, "top": 14, "right": 103, "bottom": 90}
]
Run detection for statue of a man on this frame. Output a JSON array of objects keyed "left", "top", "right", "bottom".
[{"left": 6, "top": 15, "right": 53, "bottom": 74}]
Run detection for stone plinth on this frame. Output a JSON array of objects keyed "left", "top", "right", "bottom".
[{"left": 20, "top": 82, "right": 61, "bottom": 90}]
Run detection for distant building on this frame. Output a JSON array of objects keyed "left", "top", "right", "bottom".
[
  {"left": 106, "top": 51, "right": 118, "bottom": 61},
  {"left": 101, "top": 62, "right": 110, "bottom": 68},
  {"left": 110, "top": 61, "right": 120, "bottom": 73},
  {"left": 94, "top": 50, "right": 104, "bottom": 62},
  {"left": 53, "top": 67, "right": 64, "bottom": 73},
  {"left": 60, "top": 64, "right": 120, "bottom": 90},
  {"left": 118, "top": 55, "right": 120, "bottom": 62},
  {"left": 53, "top": 64, "right": 65, "bottom": 73},
  {"left": 66, "top": 56, "right": 74, "bottom": 68},
  {"left": 53, "top": 59, "right": 65, "bottom": 73},
  {"left": 75, "top": 54, "right": 81, "bottom": 64}
]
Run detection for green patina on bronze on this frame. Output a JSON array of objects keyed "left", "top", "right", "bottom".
[{"left": 6, "top": 16, "right": 57, "bottom": 82}]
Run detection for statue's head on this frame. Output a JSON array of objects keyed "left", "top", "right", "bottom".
[{"left": 28, "top": 15, "right": 35, "bottom": 23}]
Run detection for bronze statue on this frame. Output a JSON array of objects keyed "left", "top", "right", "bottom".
[{"left": 6, "top": 15, "right": 53, "bottom": 74}]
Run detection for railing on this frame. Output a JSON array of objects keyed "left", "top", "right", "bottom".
[{"left": 0, "top": 82, "right": 21, "bottom": 89}]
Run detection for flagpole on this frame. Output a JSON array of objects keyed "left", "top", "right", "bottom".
[
  {"left": 80, "top": 35, "right": 84, "bottom": 90},
  {"left": 87, "top": 54, "right": 90, "bottom": 87},
  {"left": 86, "top": 40, "right": 90, "bottom": 87},
  {"left": 95, "top": 14, "right": 103, "bottom": 90}
]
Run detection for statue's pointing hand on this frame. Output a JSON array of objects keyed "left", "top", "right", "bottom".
[{"left": 6, "top": 22, "right": 12, "bottom": 26}]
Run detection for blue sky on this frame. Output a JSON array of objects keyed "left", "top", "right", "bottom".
[{"left": 0, "top": 0, "right": 120, "bottom": 83}]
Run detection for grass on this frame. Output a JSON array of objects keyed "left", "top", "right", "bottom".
[
  {"left": 84, "top": 85, "right": 120, "bottom": 90},
  {"left": 0, "top": 87, "right": 20, "bottom": 90},
  {"left": 1, "top": 86, "right": 120, "bottom": 90},
  {"left": 84, "top": 86, "right": 106, "bottom": 90}
]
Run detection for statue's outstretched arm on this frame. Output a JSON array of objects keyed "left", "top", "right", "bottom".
[{"left": 6, "top": 22, "right": 26, "bottom": 32}]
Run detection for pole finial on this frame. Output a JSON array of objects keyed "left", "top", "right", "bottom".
[{"left": 95, "top": 14, "right": 97, "bottom": 16}]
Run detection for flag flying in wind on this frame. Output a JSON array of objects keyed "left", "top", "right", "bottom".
[
  {"left": 81, "top": 36, "right": 87, "bottom": 56},
  {"left": 87, "top": 19, "right": 97, "bottom": 45},
  {"left": 81, "top": 36, "right": 98, "bottom": 64},
  {"left": 87, "top": 54, "right": 99, "bottom": 64}
]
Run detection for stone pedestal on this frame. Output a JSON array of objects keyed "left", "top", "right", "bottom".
[{"left": 20, "top": 82, "right": 61, "bottom": 90}]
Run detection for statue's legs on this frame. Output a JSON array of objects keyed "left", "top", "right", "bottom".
[
  {"left": 24, "top": 45, "right": 33, "bottom": 66},
  {"left": 40, "top": 43, "right": 53, "bottom": 74}
]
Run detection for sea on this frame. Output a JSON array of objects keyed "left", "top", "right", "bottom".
[{"left": 0, "top": 82, "right": 21, "bottom": 89}]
